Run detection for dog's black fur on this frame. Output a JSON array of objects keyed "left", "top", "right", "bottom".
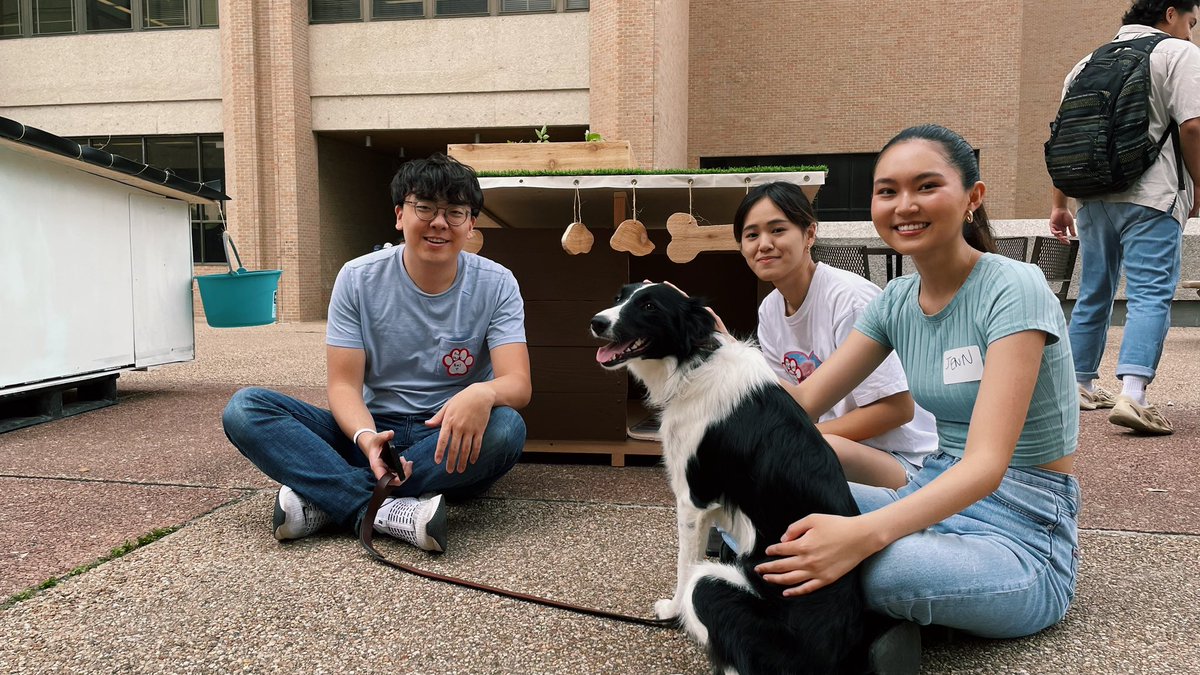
[{"left": 591, "top": 283, "right": 866, "bottom": 675}]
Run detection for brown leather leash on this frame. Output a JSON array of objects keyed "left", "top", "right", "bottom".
[{"left": 358, "top": 448, "right": 675, "bottom": 629}]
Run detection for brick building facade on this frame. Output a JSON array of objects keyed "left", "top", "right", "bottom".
[{"left": 0, "top": 0, "right": 1158, "bottom": 320}]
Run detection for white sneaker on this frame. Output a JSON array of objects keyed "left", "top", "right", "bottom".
[
  {"left": 374, "top": 494, "right": 448, "bottom": 552},
  {"left": 272, "top": 485, "right": 332, "bottom": 541}
]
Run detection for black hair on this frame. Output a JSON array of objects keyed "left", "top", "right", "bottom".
[
  {"left": 732, "top": 181, "right": 818, "bottom": 242},
  {"left": 1123, "top": 0, "right": 1199, "bottom": 26},
  {"left": 389, "top": 153, "right": 484, "bottom": 216},
  {"left": 875, "top": 124, "right": 996, "bottom": 254}
]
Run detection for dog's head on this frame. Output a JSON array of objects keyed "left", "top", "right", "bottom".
[{"left": 589, "top": 282, "right": 717, "bottom": 369}]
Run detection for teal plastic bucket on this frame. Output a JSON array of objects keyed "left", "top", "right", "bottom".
[
  {"left": 194, "top": 231, "right": 282, "bottom": 328},
  {"left": 195, "top": 268, "right": 282, "bottom": 327}
]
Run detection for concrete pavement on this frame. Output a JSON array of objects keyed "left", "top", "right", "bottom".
[{"left": 1, "top": 322, "right": 1198, "bottom": 673}]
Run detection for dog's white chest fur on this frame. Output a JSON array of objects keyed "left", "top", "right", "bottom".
[{"left": 631, "top": 338, "right": 777, "bottom": 498}]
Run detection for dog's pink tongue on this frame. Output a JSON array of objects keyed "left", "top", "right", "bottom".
[{"left": 596, "top": 341, "right": 632, "bottom": 364}]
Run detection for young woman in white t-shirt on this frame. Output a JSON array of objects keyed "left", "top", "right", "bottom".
[{"left": 733, "top": 181, "right": 937, "bottom": 488}]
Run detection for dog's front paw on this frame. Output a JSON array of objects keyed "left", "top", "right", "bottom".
[{"left": 654, "top": 598, "right": 680, "bottom": 620}]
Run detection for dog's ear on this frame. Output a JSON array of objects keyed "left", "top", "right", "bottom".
[{"left": 678, "top": 296, "right": 717, "bottom": 355}]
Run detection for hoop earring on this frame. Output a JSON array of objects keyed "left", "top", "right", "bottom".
[{"left": 965, "top": 210, "right": 975, "bottom": 224}]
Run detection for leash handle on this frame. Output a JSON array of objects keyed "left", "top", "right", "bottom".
[
  {"left": 382, "top": 441, "right": 406, "bottom": 475},
  {"left": 357, "top": 471, "right": 674, "bottom": 629}
]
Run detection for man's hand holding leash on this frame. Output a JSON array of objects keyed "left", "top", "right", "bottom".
[{"left": 356, "top": 428, "right": 412, "bottom": 487}]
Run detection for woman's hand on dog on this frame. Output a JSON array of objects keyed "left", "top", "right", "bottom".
[
  {"left": 755, "top": 514, "right": 884, "bottom": 596},
  {"left": 651, "top": 279, "right": 732, "bottom": 338},
  {"left": 360, "top": 429, "right": 413, "bottom": 487}
]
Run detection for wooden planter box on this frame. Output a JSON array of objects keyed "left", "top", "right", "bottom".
[{"left": 447, "top": 141, "right": 636, "bottom": 173}]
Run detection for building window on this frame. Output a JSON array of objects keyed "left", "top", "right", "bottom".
[
  {"left": 701, "top": 153, "right": 877, "bottom": 222},
  {"left": 143, "top": 0, "right": 187, "bottom": 28},
  {"left": 1, "top": 0, "right": 214, "bottom": 37},
  {"left": 87, "top": 0, "right": 131, "bottom": 30},
  {"left": 310, "top": 0, "right": 359, "bottom": 22},
  {"left": 371, "top": 0, "right": 422, "bottom": 19},
  {"left": 311, "top": 0, "right": 584, "bottom": 23},
  {"left": 198, "top": 0, "right": 215, "bottom": 25},
  {"left": 34, "top": 0, "right": 74, "bottom": 34},
  {"left": 75, "top": 134, "right": 228, "bottom": 264},
  {"left": 1, "top": 0, "right": 21, "bottom": 37},
  {"left": 499, "top": 0, "right": 552, "bottom": 13},
  {"left": 434, "top": 0, "right": 486, "bottom": 17}
]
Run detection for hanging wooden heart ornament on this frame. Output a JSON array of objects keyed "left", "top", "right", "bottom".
[
  {"left": 561, "top": 222, "right": 594, "bottom": 255},
  {"left": 611, "top": 218, "right": 655, "bottom": 256}
]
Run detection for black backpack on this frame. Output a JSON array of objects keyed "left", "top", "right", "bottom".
[{"left": 1045, "top": 34, "right": 1183, "bottom": 199}]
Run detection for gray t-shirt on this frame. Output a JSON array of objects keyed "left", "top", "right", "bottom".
[{"left": 326, "top": 245, "right": 526, "bottom": 417}]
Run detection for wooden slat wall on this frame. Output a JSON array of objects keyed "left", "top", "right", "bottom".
[
  {"left": 480, "top": 229, "right": 629, "bottom": 440},
  {"left": 479, "top": 227, "right": 762, "bottom": 442},
  {"left": 632, "top": 229, "right": 761, "bottom": 338}
]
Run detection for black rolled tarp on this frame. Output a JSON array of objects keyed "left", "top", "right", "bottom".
[{"left": 0, "top": 115, "right": 230, "bottom": 202}]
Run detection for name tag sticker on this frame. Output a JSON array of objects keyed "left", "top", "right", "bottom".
[{"left": 943, "top": 345, "right": 984, "bottom": 385}]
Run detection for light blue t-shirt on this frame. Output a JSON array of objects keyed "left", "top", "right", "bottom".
[
  {"left": 855, "top": 254, "right": 1078, "bottom": 466},
  {"left": 326, "top": 245, "right": 526, "bottom": 417}
]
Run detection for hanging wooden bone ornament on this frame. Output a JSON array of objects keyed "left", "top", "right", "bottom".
[
  {"left": 665, "top": 213, "right": 736, "bottom": 263},
  {"left": 561, "top": 186, "right": 594, "bottom": 255},
  {"left": 665, "top": 180, "right": 737, "bottom": 263},
  {"left": 609, "top": 181, "right": 654, "bottom": 256}
]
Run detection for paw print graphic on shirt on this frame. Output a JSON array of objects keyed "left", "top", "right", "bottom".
[
  {"left": 442, "top": 348, "right": 475, "bottom": 376},
  {"left": 782, "top": 351, "right": 821, "bottom": 384}
]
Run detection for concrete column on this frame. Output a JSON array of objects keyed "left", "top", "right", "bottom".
[
  {"left": 219, "top": 0, "right": 322, "bottom": 321},
  {"left": 589, "top": 0, "right": 689, "bottom": 169}
]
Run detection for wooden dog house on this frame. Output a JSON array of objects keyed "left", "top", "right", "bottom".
[{"left": 448, "top": 143, "right": 823, "bottom": 464}]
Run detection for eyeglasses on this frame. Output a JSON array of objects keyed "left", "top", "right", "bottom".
[{"left": 403, "top": 200, "right": 473, "bottom": 227}]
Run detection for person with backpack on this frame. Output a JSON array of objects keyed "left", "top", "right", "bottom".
[{"left": 1045, "top": 0, "right": 1200, "bottom": 435}]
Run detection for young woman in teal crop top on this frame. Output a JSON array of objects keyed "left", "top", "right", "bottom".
[{"left": 756, "top": 125, "right": 1081, "bottom": 642}]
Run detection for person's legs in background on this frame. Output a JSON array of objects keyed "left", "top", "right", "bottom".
[
  {"left": 1069, "top": 201, "right": 1123, "bottom": 410},
  {"left": 1108, "top": 203, "right": 1181, "bottom": 435}
]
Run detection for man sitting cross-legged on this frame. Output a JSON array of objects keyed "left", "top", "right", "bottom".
[{"left": 222, "top": 153, "right": 531, "bottom": 551}]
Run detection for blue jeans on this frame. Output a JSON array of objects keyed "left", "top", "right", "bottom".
[
  {"left": 222, "top": 387, "right": 526, "bottom": 528},
  {"left": 851, "top": 453, "right": 1080, "bottom": 639},
  {"left": 1070, "top": 201, "right": 1182, "bottom": 383}
]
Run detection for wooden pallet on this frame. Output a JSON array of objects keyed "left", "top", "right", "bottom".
[
  {"left": 0, "top": 375, "right": 119, "bottom": 433},
  {"left": 522, "top": 438, "right": 662, "bottom": 468}
]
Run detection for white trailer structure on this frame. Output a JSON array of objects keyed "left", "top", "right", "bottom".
[{"left": 0, "top": 116, "right": 228, "bottom": 432}]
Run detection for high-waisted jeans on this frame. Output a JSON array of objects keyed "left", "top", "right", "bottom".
[{"left": 851, "top": 452, "right": 1081, "bottom": 638}]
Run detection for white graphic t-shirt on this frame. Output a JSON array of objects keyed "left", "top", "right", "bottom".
[{"left": 757, "top": 263, "right": 937, "bottom": 468}]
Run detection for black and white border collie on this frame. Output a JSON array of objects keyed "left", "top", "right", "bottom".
[{"left": 591, "top": 282, "right": 866, "bottom": 675}]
